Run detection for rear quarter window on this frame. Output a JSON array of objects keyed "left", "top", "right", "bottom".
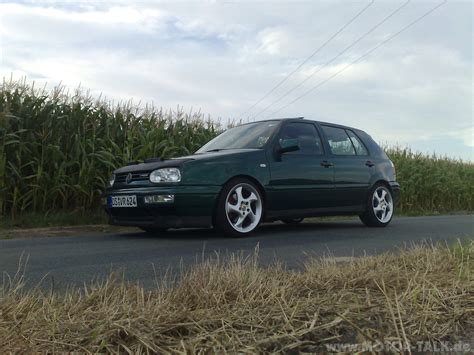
[
  {"left": 346, "top": 130, "right": 369, "bottom": 156},
  {"left": 355, "top": 130, "right": 388, "bottom": 158}
]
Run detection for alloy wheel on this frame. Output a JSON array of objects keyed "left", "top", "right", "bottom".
[
  {"left": 225, "top": 183, "right": 262, "bottom": 233},
  {"left": 372, "top": 186, "right": 393, "bottom": 223}
]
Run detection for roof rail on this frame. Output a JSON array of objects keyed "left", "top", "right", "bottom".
[{"left": 273, "top": 116, "right": 304, "bottom": 120}]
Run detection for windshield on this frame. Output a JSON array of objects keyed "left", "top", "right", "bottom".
[{"left": 196, "top": 121, "right": 279, "bottom": 153}]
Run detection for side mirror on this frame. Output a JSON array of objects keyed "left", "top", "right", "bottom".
[{"left": 279, "top": 138, "right": 300, "bottom": 154}]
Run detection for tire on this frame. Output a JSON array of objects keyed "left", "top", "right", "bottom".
[
  {"left": 281, "top": 218, "right": 304, "bottom": 225},
  {"left": 359, "top": 183, "right": 394, "bottom": 227},
  {"left": 214, "top": 178, "right": 264, "bottom": 237},
  {"left": 140, "top": 227, "right": 168, "bottom": 234}
]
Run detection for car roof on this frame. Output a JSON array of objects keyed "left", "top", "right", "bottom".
[{"left": 241, "top": 117, "right": 362, "bottom": 132}]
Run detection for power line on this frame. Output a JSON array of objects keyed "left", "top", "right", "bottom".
[
  {"left": 266, "top": 0, "right": 447, "bottom": 118},
  {"left": 252, "top": 0, "right": 410, "bottom": 120},
  {"left": 238, "top": 0, "right": 375, "bottom": 119}
]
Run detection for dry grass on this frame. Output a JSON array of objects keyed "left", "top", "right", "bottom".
[{"left": 1, "top": 242, "right": 473, "bottom": 353}]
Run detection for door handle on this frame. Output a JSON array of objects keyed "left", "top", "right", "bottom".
[
  {"left": 321, "top": 160, "right": 333, "bottom": 168},
  {"left": 365, "top": 160, "right": 375, "bottom": 167}
]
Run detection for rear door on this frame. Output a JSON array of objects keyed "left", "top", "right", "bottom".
[
  {"left": 320, "top": 125, "right": 374, "bottom": 208},
  {"left": 266, "top": 122, "right": 334, "bottom": 215}
]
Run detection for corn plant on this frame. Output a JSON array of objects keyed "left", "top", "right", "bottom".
[
  {"left": 385, "top": 146, "right": 474, "bottom": 213},
  {"left": 0, "top": 78, "right": 472, "bottom": 219},
  {"left": 0, "top": 79, "right": 220, "bottom": 218}
]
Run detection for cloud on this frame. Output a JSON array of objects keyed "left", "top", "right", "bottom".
[
  {"left": 1, "top": 3, "right": 165, "bottom": 32},
  {"left": 450, "top": 127, "right": 474, "bottom": 148},
  {"left": 0, "top": 1, "right": 472, "bottom": 160},
  {"left": 256, "top": 27, "right": 291, "bottom": 56}
]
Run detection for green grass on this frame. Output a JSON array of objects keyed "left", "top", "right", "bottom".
[{"left": 0, "top": 78, "right": 472, "bottom": 225}]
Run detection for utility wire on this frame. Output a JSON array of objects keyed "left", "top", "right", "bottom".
[
  {"left": 267, "top": 0, "right": 446, "bottom": 118},
  {"left": 252, "top": 0, "right": 410, "bottom": 120},
  {"left": 238, "top": 0, "right": 375, "bottom": 119}
]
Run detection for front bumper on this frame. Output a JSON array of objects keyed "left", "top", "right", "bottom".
[{"left": 104, "top": 185, "right": 220, "bottom": 229}]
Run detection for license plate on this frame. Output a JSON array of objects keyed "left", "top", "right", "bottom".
[{"left": 109, "top": 195, "right": 137, "bottom": 208}]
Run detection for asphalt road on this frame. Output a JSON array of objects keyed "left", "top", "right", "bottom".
[{"left": 0, "top": 215, "right": 472, "bottom": 290}]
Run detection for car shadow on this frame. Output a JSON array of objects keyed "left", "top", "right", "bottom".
[{"left": 116, "top": 218, "right": 366, "bottom": 241}]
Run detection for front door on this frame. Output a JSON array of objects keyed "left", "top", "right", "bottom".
[{"left": 266, "top": 122, "right": 334, "bottom": 217}]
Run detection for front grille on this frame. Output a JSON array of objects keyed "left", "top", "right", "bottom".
[{"left": 115, "top": 172, "right": 150, "bottom": 184}]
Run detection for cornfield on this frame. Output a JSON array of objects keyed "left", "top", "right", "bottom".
[
  {"left": 0, "top": 79, "right": 219, "bottom": 218},
  {"left": 386, "top": 146, "right": 473, "bottom": 213},
  {"left": 0, "top": 78, "right": 472, "bottom": 219}
]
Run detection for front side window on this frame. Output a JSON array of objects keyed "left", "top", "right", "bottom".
[
  {"left": 278, "top": 122, "right": 324, "bottom": 155},
  {"left": 196, "top": 121, "right": 279, "bottom": 153},
  {"left": 322, "top": 125, "right": 356, "bottom": 156}
]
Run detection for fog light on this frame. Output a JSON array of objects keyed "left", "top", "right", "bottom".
[{"left": 144, "top": 194, "right": 175, "bottom": 204}]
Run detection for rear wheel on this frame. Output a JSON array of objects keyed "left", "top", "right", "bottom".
[
  {"left": 359, "top": 183, "right": 394, "bottom": 227},
  {"left": 214, "top": 178, "right": 264, "bottom": 237},
  {"left": 281, "top": 218, "right": 304, "bottom": 225}
]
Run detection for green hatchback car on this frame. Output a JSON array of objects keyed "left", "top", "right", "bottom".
[{"left": 104, "top": 118, "right": 399, "bottom": 237}]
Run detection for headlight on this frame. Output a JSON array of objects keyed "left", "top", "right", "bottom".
[
  {"left": 149, "top": 168, "right": 181, "bottom": 183},
  {"left": 109, "top": 174, "right": 115, "bottom": 187}
]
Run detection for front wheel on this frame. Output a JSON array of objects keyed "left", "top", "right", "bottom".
[
  {"left": 214, "top": 178, "right": 264, "bottom": 237},
  {"left": 359, "top": 184, "right": 394, "bottom": 227}
]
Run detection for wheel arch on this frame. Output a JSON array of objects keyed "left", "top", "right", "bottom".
[{"left": 370, "top": 179, "right": 393, "bottom": 192}]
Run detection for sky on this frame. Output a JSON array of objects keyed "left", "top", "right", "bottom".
[{"left": 0, "top": 0, "right": 472, "bottom": 160}]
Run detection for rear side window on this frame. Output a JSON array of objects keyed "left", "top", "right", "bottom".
[
  {"left": 346, "top": 130, "right": 368, "bottom": 155},
  {"left": 278, "top": 122, "right": 324, "bottom": 155},
  {"left": 356, "top": 130, "right": 387, "bottom": 158},
  {"left": 321, "top": 126, "right": 356, "bottom": 155}
]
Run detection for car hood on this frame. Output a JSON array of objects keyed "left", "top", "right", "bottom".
[{"left": 113, "top": 148, "right": 261, "bottom": 174}]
